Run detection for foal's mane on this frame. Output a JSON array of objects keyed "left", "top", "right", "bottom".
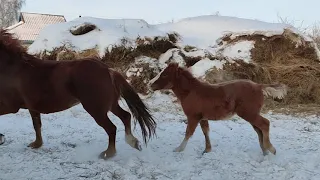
[
  {"left": 0, "top": 29, "right": 27, "bottom": 57},
  {"left": 178, "top": 66, "right": 198, "bottom": 82}
]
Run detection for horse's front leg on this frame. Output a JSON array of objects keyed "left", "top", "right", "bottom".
[
  {"left": 174, "top": 116, "right": 200, "bottom": 152},
  {"left": 28, "top": 110, "right": 43, "bottom": 149}
]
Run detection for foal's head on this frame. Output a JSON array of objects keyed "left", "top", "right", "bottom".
[{"left": 149, "top": 62, "right": 187, "bottom": 91}]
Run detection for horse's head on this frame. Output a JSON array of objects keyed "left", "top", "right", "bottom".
[
  {"left": 0, "top": 29, "right": 26, "bottom": 72},
  {"left": 149, "top": 62, "right": 181, "bottom": 91}
]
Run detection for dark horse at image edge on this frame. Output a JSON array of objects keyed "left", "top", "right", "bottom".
[{"left": 0, "top": 29, "right": 156, "bottom": 159}]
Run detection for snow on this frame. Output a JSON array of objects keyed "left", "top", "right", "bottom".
[
  {"left": 156, "top": 15, "right": 309, "bottom": 48},
  {"left": 27, "top": 15, "right": 318, "bottom": 61},
  {"left": 220, "top": 40, "right": 255, "bottom": 63},
  {"left": 1, "top": 93, "right": 320, "bottom": 180},
  {"left": 27, "top": 17, "right": 166, "bottom": 55},
  {"left": 190, "top": 58, "right": 226, "bottom": 78}
]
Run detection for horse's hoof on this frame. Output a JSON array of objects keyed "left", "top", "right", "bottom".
[
  {"left": 0, "top": 134, "right": 5, "bottom": 145},
  {"left": 262, "top": 151, "right": 268, "bottom": 156},
  {"left": 135, "top": 141, "right": 142, "bottom": 151},
  {"left": 99, "top": 149, "right": 116, "bottom": 160},
  {"left": 28, "top": 141, "right": 43, "bottom": 149}
]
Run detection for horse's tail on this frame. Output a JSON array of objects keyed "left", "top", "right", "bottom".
[
  {"left": 261, "top": 83, "right": 288, "bottom": 99},
  {"left": 111, "top": 70, "right": 157, "bottom": 144}
]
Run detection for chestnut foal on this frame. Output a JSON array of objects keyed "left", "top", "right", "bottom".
[{"left": 149, "top": 62, "right": 287, "bottom": 155}]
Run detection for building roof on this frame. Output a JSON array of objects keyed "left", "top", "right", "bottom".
[{"left": 6, "top": 12, "right": 66, "bottom": 42}]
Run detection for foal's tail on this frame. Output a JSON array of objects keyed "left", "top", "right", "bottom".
[
  {"left": 112, "top": 71, "right": 157, "bottom": 144},
  {"left": 261, "top": 83, "right": 288, "bottom": 99}
]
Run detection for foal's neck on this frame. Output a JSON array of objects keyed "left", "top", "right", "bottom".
[{"left": 171, "top": 70, "right": 199, "bottom": 100}]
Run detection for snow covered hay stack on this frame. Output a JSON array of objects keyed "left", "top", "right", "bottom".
[
  {"left": 26, "top": 15, "right": 320, "bottom": 109},
  {"left": 206, "top": 28, "right": 320, "bottom": 108}
]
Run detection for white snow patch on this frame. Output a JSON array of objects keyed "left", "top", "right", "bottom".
[
  {"left": 191, "top": 58, "right": 226, "bottom": 78},
  {"left": 158, "top": 48, "right": 186, "bottom": 67},
  {"left": 221, "top": 40, "right": 255, "bottom": 62},
  {"left": 0, "top": 93, "right": 320, "bottom": 180}
]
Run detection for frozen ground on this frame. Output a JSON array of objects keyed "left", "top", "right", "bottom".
[{"left": 0, "top": 92, "right": 320, "bottom": 180}]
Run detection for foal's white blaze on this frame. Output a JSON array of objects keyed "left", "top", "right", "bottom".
[{"left": 149, "top": 68, "right": 166, "bottom": 85}]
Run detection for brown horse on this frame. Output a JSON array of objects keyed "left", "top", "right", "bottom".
[
  {"left": 0, "top": 29, "right": 156, "bottom": 159},
  {"left": 149, "top": 62, "right": 287, "bottom": 156}
]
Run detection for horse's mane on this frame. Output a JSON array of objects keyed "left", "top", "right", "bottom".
[{"left": 0, "top": 28, "right": 26, "bottom": 56}]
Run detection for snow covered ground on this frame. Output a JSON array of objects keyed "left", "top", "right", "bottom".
[{"left": 1, "top": 92, "right": 320, "bottom": 180}]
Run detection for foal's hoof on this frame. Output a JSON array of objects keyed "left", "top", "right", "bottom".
[
  {"left": 0, "top": 134, "right": 5, "bottom": 145},
  {"left": 269, "top": 146, "right": 276, "bottom": 155},
  {"left": 28, "top": 141, "right": 43, "bottom": 149},
  {"left": 202, "top": 148, "right": 212, "bottom": 155},
  {"left": 173, "top": 147, "right": 183, "bottom": 152},
  {"left": 99, "top": 149, "right": 116, "bottom": 160},
  {"left": 135, "top": 141, "right": 142, "bottom": 151}
]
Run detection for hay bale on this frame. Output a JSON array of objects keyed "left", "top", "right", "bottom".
[
  {"left": 56, "top": 50, "right": 78, "bottom": 61},
  {"left": 205, "top": 30, "right": 320, "bottom": 109}
]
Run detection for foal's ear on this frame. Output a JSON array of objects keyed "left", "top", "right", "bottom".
[{"left": 168, "top": 62, "right": 179, "bottom": 69}]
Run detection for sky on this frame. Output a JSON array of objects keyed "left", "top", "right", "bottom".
[{"left": 22, "top": 0, "right": 319, "bottom": 29}]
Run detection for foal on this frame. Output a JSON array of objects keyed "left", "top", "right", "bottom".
[{"left": 149, "top": 62, "right": 287, "bottom": 155}]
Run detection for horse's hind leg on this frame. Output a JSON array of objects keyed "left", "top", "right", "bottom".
[
  {"left": 28, "top": 110, "right": 43, "bottom": 149},
  {"left": 111, "top": 104, "right": 142, "bottom": 151},
  {"left": 82, "top": 104, "right": 117, "bottom": 159},
  {"left": 251, "top": 125, "right": 267, "bottom": 155},
  {"left": 200, "top": 120, "right": 212, "bottom": 154},
  {"left": 94, "top": 113, "right": 117, "bottom": 159}
]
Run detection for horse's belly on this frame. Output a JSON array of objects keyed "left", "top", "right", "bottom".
[{"left": 29, "top": 96, "right": 80, "bottom": 114}]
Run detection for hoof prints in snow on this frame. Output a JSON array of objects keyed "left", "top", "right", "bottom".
[{"left": 0, "top": 94, "right": 320, "bottom": 180}]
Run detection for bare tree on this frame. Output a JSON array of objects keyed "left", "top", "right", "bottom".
[{"left": 0, "top": 0, "right": 26, "bottom": 28}]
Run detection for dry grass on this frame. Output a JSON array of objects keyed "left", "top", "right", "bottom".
[{"left": 178, "top": 52, "right": 202, "bottom": 67}]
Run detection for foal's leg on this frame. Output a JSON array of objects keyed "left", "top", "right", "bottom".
[
  {"left": 200, "top": 120, "right": 212, "bottom": 154},
  {"left": 256, "top": 116, "right": 276, "bottom": 155},
  {"left": 174, "top": 116, "right": 200, "bottom": 152},
  {"left": 111, "top": 104, "right": 142, "bottom": 151},
  {"left": 251, "top": 125, "right": 266, "bottom": 154},
  {"left": 28, "top": 110, "right": 43, "bottom": 149},
  {"left": 239, "top": 112, "right": 276, "bottom": 155}
]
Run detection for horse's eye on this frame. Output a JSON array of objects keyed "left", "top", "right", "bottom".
[{"left": 162, "top": 74, "right": 168, "bottom": 78}]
